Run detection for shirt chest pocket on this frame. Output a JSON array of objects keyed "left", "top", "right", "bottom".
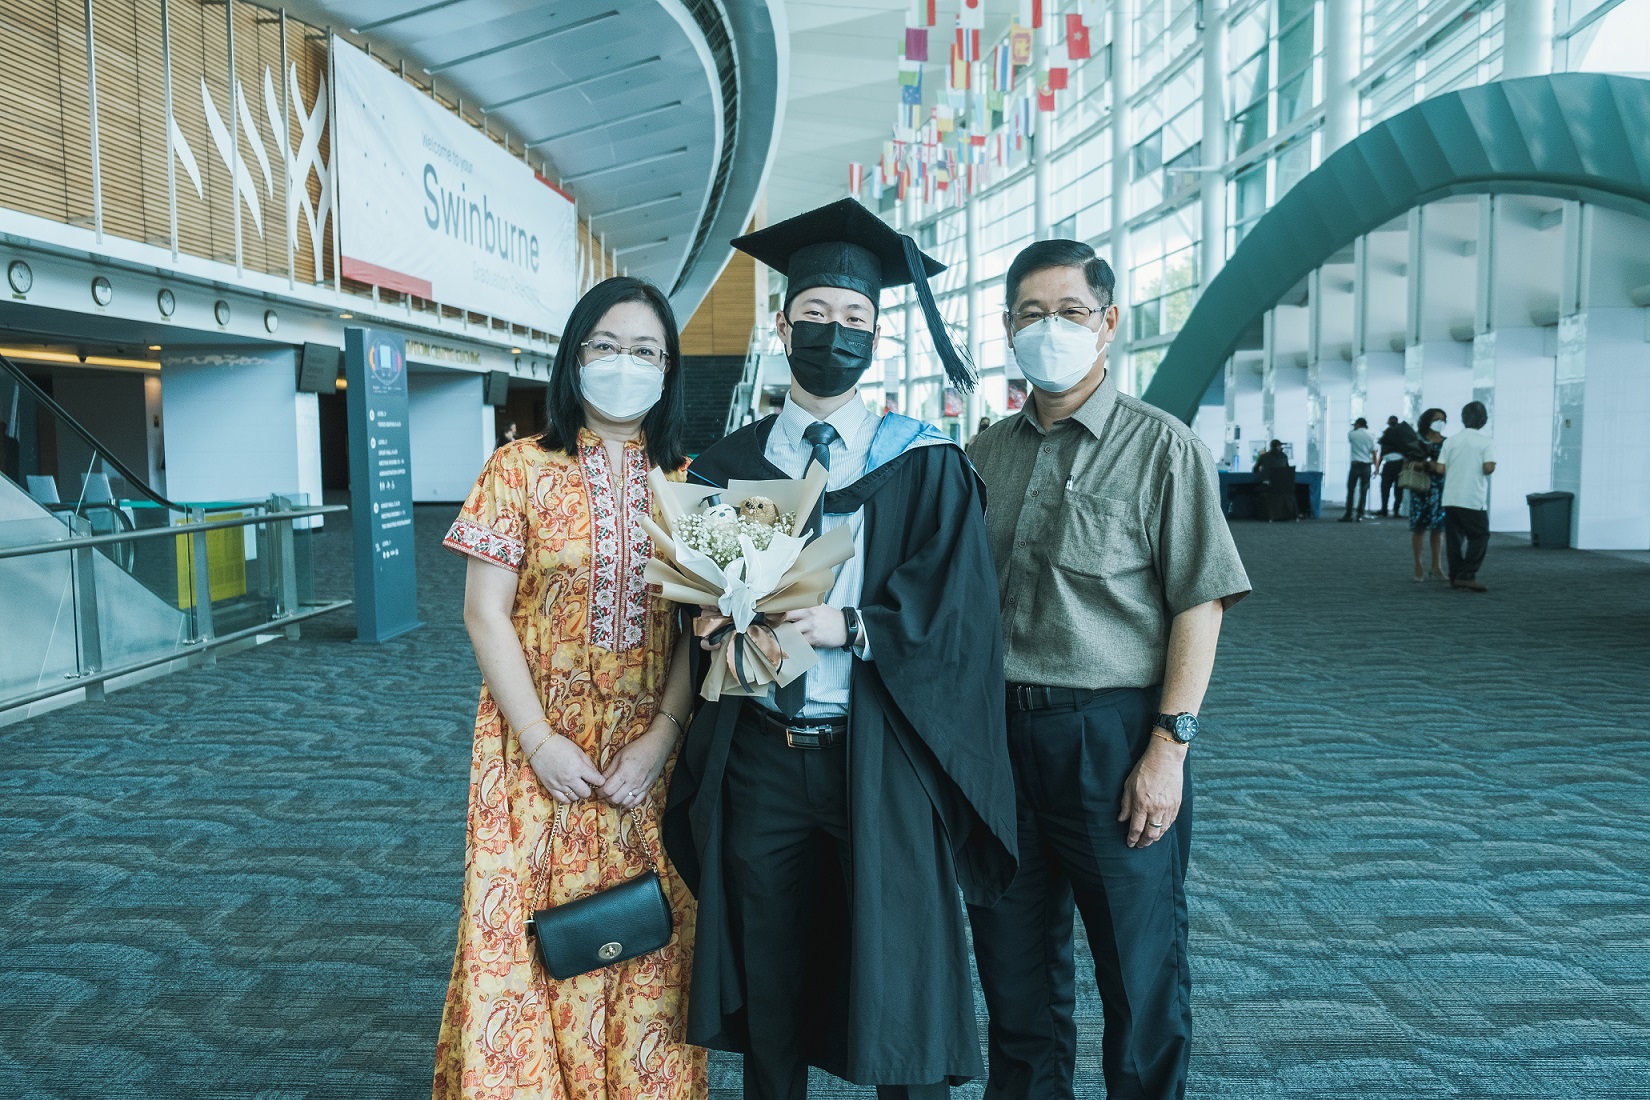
[{"left": 1052, "top": 490, "right": 1152, "bottom": 581}]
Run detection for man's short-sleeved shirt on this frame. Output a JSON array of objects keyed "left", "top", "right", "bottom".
[
  {"left": 969, "top": 369, "right": 1251, "bottom": 691},
  {"left": 1348, "top": 428, "right": 1376, "bottom": 464},
  {"left": 1439, "top": 428, "right": 1496, "bottom": 511}
]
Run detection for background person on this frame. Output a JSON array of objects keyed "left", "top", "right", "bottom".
[
  {"left": 1408, "top": 408, "right": 1449, "bottom": 582},
  {"left": 1438, "top": 400, "right": 1497, "bottom": 592},
  {"left": 1253, "top": 439, "right": 1289, "bottom": 471},
  {"left": 968, "top": 240, "right": 1251, "bottom": 1100},
  {"left": 1375, "top": 415, "right": 1411, "bottom": 516},
  {"left": 1340, "top": 417, "right": 1376, "bottom": 522},
  {"left": 433, "top": 277, "right": 706, "bottom": 1099}
]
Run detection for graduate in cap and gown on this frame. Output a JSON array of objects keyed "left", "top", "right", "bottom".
[{"left": 662, "top": 199, "right": 1019, "bottom": 1099}]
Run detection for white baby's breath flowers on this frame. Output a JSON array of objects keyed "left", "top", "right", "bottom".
[{"left": 674, "top": 504, "right": 799, "bottom": 569}]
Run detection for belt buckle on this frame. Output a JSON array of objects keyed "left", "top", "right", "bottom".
[
  {"left": 1013, "top": 685, "right": 1031, "bottom": 711},
  {"left": 785, "top": 724, "right": 827, "bottom": 749}
]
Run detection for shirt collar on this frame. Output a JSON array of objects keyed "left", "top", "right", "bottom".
[
  {"left": 1016, "top": 366, "right": 1119, "bottom": 439},
  {"left": 777, "top": 393, "right": 875, "bottom": 449}
]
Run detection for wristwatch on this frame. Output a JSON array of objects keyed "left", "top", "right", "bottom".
[
  {"left": 841, "top": 607, "right": 863, "bottom": 652},
  {"left": 1153, "top": 712, "right": 1199, "bottom": 745}
]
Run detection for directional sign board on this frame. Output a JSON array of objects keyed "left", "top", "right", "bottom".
[{"left": 345, "top": 326, "right": 422, "bottom": 642}]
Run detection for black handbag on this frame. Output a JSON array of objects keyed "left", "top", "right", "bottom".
[{"left": 525, "top": 804, "right": 672, "bottom": 981}]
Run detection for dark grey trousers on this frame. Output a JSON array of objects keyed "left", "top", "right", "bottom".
[
  {"left": 967, "top": 687, "right": 1191, "bottom": 1100},
  {"left": 723, "top": 716, "right": 948, "bottom": 1100}
]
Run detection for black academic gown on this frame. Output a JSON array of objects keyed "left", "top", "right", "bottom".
[{"left": 663, "top": 415, "right": 1019, "bottom": 1086}]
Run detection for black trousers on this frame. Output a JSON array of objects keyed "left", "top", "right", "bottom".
[
  {"left": 1343, "top": 461, "right": 1373, "bottom": 518},
  {"left": 1444, "top": 506, "right": 1490, "bottom": 580},
  {"left": 1379, "top": 460, "right": 1403, "bottom": 513},
  {"left": 723, "top": 713, "right": 948, "bottom": 1100},
  {"left": 967, "top": 688, "right": 1191, "bottom": 1100}
]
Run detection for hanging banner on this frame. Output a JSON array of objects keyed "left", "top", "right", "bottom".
[
  {"left": 345, "top": 326, "right": 422, "bottom": 643},
  {"left": 332, "top": 38, "right": 578, "bottom": 334}
]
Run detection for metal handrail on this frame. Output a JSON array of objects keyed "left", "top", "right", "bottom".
[{"left": 0, "top": 504, "right": 347, "bottom": 561}]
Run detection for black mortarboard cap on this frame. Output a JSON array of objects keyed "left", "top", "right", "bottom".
[{"left": 731, "top": 198, "right": 976, "bottom": 391}]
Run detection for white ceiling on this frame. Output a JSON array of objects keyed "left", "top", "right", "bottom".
[{"left": 770, "top": 0, "right": 1014, "bottom": 223}]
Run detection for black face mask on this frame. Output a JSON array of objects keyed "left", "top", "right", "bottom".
[{"left": 786, "top": 320, "right": 874, "bottom": 398}]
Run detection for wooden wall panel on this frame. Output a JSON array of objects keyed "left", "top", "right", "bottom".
[
  {"left": 0, "top": 1, "right": 74, "bottom": 223},
  {"left": 54, "top": 1, "right": 98, "bottom": 230},
  {"left": 681, "top": 249, "right": 757, "bottom": 356},
  {"left": 0, "top": 1, "right": 612, "bottom": 327}
]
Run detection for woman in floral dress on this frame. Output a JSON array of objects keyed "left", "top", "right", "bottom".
[
  {"left": 1409, "top": 407, "right": 1448, "bottom": 581},
  {"left": 434, "top": 277, "right": 706, "bottom": 1100}
]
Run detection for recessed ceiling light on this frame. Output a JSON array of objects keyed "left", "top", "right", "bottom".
[
  {"left": 339, "top": 312, "right": 354, "bottom": 319},
  {"left": 511, "top": 346, "right": 522, "bottom": 354},
  {"left": 148, "top": 344, "right": 162, "bottom": 351}
]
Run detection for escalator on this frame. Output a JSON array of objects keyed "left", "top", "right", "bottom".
[{"left": 1, "top": 353, "right": 345, "bottom": 720}]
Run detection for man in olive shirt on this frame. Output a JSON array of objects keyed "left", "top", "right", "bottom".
[{"left": 967, "top": 240, "right": 1250, "bottom": 1100}]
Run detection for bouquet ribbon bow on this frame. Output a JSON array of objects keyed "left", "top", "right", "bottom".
[{"left": 641, "top": 463, "right": 856, "bottom": 702}]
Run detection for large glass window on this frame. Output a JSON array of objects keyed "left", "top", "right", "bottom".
[
  {"left": 1363, "top": 2, "right": 1502, "bottom": 126},
  {"left": 1129, "top": 206, "right": 1198, "bottom": 342}
]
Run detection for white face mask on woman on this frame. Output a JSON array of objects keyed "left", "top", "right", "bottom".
[
  {"left": 1010, "top": 314, "right": 1105, "bottom": 394},
  {"left": 580, "top": 354, "right": 665, "bottom": 422}
]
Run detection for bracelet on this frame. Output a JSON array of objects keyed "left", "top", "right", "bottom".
[
  {"left": 1150, "top": 728, "right": 1185, "bottom": 747},
  {"left": 527, "top": 733, "right": 558, "bottom": 767},
  {"left": 513, "top": 716, "right": 551, "bottom": 743},
  {"left": 656, "top": 711, "right": 684, "bottom": 738}
]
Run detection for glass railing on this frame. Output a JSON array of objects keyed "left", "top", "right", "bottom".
[{"left": 0, "top": 354, "right": 350, "bottom": 718}]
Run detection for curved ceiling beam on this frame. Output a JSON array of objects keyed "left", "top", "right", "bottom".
[{"left": 1142, "top": 73, "right": 1650, "bottom": 424}]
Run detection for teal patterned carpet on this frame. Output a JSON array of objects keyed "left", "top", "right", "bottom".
[{"left": 1, "top": 507, "right": 1647, "bottom": 1098}]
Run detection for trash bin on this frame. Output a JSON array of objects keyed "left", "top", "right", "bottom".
[{"left": 1526, "top": 491, "right": 1574, "bottom": 548}]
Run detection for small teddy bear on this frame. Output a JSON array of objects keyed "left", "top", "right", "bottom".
[{"left": 738, "top": 496, "right": 781, "bottom": 527}]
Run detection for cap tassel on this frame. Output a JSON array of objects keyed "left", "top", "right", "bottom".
[{"left": 900, "top": 233, "right": 977, "bottom": 392}]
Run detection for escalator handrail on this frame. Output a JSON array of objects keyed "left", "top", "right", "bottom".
[{"left": 0, "top": 350, "right": 182, "bottom": 511}]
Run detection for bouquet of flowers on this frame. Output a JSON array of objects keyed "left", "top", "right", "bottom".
[{"left": 642, "top": 464, "right": 855, "bottom": 701}]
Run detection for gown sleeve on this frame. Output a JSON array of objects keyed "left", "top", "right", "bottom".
[{"left": 442, "top": 445, "right": 530, "bottom": 571}]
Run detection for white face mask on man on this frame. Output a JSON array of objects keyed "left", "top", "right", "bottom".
[
  {"left": 580, "top": 354, "right": 665, "bottom": 422},
  {"left": 1010, "top": 314, "right": 1106, "bottom": 394}
]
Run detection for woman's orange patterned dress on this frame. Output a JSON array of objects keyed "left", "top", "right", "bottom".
[{"left": 434, "top": 433, "right": 706, "bottom": 1100}]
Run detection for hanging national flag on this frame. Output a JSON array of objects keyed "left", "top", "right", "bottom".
[
  {"left": 902, "top": 77, "right": 923, "bottom": 106},
  {"left": 1018, "top": 0, "right": 1043, "bottom": 30},
  {"left": 995, "top": 43, "right": 1014, "bottom": 91},
  {"left": 959, "top": 0, "right": 985, "bottom": 30},
  {"left": 912, "top": 0, "right": 936, "bottom": 27},
  {"left": 905, "top": 25, "right": 928, "bottom": 61},
  {"left": 1037, "top": 80, "right": 1054, "bottom": 112},
  {"left": 1047, "top": 43, "right": 1069, "bottom": 90},
  {"left": 1066, "top": 13, "right": 1092, "bottom": 60},
  {"left": 1010, "top": 24, "right": 1033, "bottom": 66},
  {"left": 955, "top": 24, "right": 981, "bottom": 62},
  {"left": 949, "top": 43, "right": 971, "bottom": 90},
  {"left": 848, "top": 162, "right": 864, "bottom": 197}
]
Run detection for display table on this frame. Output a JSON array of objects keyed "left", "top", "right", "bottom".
[{"left": 1218, "top": 470, "right": 1323, "bottom": 519}]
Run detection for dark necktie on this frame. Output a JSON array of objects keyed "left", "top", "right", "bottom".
[
  {"left": 800, "top": 420, "right": 840, "bottom": 541},
  {"left": 777, "top": 420, "right": 841, "bottom": 717}
]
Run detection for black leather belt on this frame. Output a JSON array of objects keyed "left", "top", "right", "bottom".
[
  {"left": 743, "top": 703, "right": 847, "bottom": 750},
  {"left": 1007, "top": 683, "right": 1103, "bottom": 712}
]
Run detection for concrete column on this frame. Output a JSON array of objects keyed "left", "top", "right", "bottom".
[
  {"left": 1472, "top": 195, "right": 1498, "bottom": 418},
  {"left": 1551, "top": 199, "right": 1587, "bottom": 531},
  {"left": 1403, "top": 207, "right": 1425, "bottom": 422},
  {"left": 408, "top": 372, "right": 491, "bottom": 503},
  {"left": 1305, "top": 270, "right": 1324, "bottom": 471},
  {"left": 1261, "top": 310, "right": 1277, "bottom": 442},
  {"left": 1223, "top": 357, "right": 1239, "bottom": 467},
  {"left": 1199, "top": 0, "right": 1228, "bottom": 290},
  {"left": 1322, "top": 0, "right": 1363, "bottom": 155},
  {"left": 1502, "top": 0, "right": 1555, "bottom": 80},
  {"left": 161, "top": 348, "right": 322, "bottom": 515},
  {"left": 1109, "top": 0, "right": 1133, "bottom": 352},
  {"left": 1351, "top": 234, "right": 1370, "bottom": 422}
]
